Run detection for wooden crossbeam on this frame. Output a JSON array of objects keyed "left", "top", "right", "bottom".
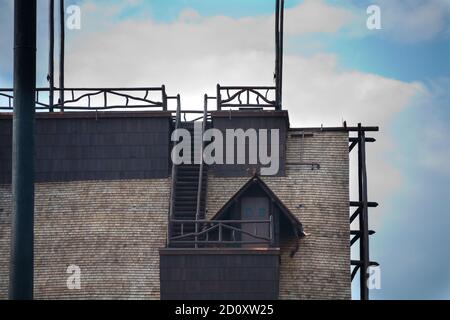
[{"left": 350, "top": 201, "right": 378, "bottom": 208}]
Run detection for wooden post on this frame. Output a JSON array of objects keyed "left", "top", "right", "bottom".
[
  {"left": 216, "top": 84, "right": 221, "bottom": 111},
  {"left": 358, "top": 123, "right": 370, "bottom": 300}
]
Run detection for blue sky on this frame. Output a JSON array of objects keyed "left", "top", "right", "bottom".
[{"left": 1, "top": 0, "right": 449, "bottom": 299}]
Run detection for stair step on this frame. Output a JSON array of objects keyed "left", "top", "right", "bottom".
[
  {"left": 175, "top": 186, "right": 206, "bottom": 190},
  {"left": 174, "top": 204, "right": 205, "bottom": 208},
  {"left": 173, "top": 213, "right": 205, "bottom": 216},
  {"left": 169, "top": 137, "right": 209, "bottom": 245},
  {"left": 175, "top": 181, "right": 206, "bottom": 185},
  {"left": 175, "top": 195, "right": 205, "bottom": 199}
]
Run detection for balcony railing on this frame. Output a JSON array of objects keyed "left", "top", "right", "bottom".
[
  {"left": 0, "top": 86, "right": 167, "bottom": 112},
  {"left": 168, "top": 218, "right": 274, "bottom": 248}
]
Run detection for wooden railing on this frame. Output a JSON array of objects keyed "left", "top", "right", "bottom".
[
  {"left": 0, "top": 86, "right": 167, "bottom": 112},
  {"left": 216, "top": 85, "right": 278, "bottom": 110},
  {"left": 167, "top": 94, "right": 181, "bottom": 245},
  {"left": 168, "top": 217, "right": 274, "bottom": 247}
]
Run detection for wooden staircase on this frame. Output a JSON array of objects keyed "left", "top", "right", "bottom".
[{"left": 169, "top": 122, "right": 208, "bottom": 246}]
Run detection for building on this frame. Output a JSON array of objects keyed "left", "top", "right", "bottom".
[
  {"left": 0, "top": 85, "right": 378, "bottom": 300},
  {"left": 0, "top": 0, "right": 378, "bottom": 300}
]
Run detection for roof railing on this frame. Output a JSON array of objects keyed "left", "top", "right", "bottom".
[
  {"left": 0, "top": 86, "right": 168, "bottom": 112},
  {"left": 216, "top": 84, "right": 279, "bottom": 111}
]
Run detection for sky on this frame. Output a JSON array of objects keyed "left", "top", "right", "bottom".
[{"left": 0, "top": 0, "right": 449, "bottom": 299}]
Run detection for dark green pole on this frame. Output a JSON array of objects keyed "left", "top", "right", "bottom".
[{"left": 9, "top": 0, "right": 37, "bottom": 300}]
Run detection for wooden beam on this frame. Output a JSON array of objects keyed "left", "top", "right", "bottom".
[
  {"left": 351, "top": 230, "right": 375, "bottom": 235},
  {"left": 350, "top": 201, "right": 378, "bottom": 208},
  {"left": 349, "top": 137, "right": 376, "bottom": 143},
  {"left": 351, "top": 265, "right": 360, "bottom": 281},
  {"left": 350, "top": 234, "right": 360, "bottom": 246},
  {"left": 358, "top": 123, "right": 370, "bottom": 300},
  {"left": 351, "top": 260, "right": 379, "bottom": 267},
  {"left": 350, "top": 207, "right": 361, "bottom": 224}
]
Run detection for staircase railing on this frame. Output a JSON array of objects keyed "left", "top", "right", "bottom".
[
  {"left": 167, "top": 94, "right": 181, "bottom": 246},
  {"left": 194, "top": 94, "right": 208, "bottom": 248}
]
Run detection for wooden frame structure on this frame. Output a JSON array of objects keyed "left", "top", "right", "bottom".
[{"left": 348, "top": 123, "right": 379, "bottom": 300}]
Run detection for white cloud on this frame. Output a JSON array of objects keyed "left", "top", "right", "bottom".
[
  {"left": 375, "top": 0, "right": 450, "bottom": 43},
  {"left": 414, "top": 78, "right": 450, "bottom": 176},
  {"left": 282, "top": 53, "right": 423, "bottom": 126},
  {"left": 285, "top": 0, "right": 354, "bottom": 35},
  {"left": 63, "top": 0, "right": 424, "bottom": 207},
  {"left": 420, "top": 126, "right": 450, "bottom": 176},
  {"left": 66, "top": 0, "right": 420, "bottom": 116}
]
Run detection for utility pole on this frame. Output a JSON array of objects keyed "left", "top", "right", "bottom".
[{"left": 9, "top": 0, "right": 37, "bottom": 300}]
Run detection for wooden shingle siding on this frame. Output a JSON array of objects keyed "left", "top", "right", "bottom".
[
  {"left": 0, "top": 124, "right": 350, "bottom": 299},
  {"left": 206, "top": 130, "right": 351, "bottom": 299},
  {"left": 0, "top": 179, "right": 170, "bottom": 299},
  {"left": 0, "top": 115, "right": 172, "bottom": 183}
]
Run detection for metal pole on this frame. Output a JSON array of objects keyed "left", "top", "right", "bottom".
[
  {"left": 278, "top": 0, "right": 284, "bottom": 110},
  {"left": 275, "top": 0, "right": 280, "bottom": 109},
  {"left": 358, "top": 123, "right": 370, "bottom": 300},
  {"left": 9, "top": 0, "right": 37, "bottom": 300},
  {"left": 48, "top": 0, "right": 54, "bottom": 112},
  {"left": 59, "top": 0, "right": 65, "bottom": 111}
]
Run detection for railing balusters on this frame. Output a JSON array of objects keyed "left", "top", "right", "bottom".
[
  {"left": 162, "top": 85, "right": 167, "bottom": 111},
  {"left": 217, "top": 86, "right": 277, "bottom": 110},
  {"left": 0, "top": 86, "right": 168, "bottom": 111},
  {"left": 269, "top": 215, "right": 274, "bottom": 245},
  {"left": 169, "top": 218, "right": 274, "bottom": 247}
]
